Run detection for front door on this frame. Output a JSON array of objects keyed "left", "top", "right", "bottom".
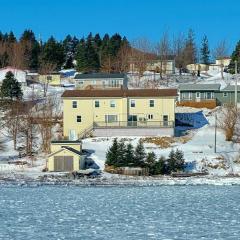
[
  {"left": 163, "top": 115, "right": 169, "bottom": 127},
  {"left": 54, "top": 156, "right": 74, "bottom": 172},
  {"left": 128, "top": 115, "right": 137, "bottom": 126},
  {"left": 196, "top": 92, "right": 201, "bottom": 102}
]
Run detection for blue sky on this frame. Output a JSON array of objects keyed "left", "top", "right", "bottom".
[{"left": 0, "top": 0, "right": 239, "bottom": 51}]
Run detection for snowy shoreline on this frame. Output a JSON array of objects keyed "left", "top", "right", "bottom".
[{"left": 2, "top": 175, "right": 240, "bottom": 186}]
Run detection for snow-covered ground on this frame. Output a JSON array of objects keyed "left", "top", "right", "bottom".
[{"left": 1, "top": 69, "right": 240, "bottom": 183}]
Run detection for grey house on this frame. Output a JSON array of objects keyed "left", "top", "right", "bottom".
[
  {"left": 216, "top": 85, "right": 240, "bottom": 105},
  {"left": 74, "top": 73, "right": 128, "bottom": 89},
  {"left": 179, "top": 84, "right": 221, "bottom": 102}
]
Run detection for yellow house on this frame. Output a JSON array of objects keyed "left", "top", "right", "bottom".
[
  {"left": 47, "top": 140, "right": 85, "bottom": 172},
  {"left": 62, "top": 89, "right": 177, "bottom": 139},
  {"left": 39, "top": 73, "right": 62, "bottom": 86}
]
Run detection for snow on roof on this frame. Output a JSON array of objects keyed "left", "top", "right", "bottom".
[{"left": 179, "top": 84, "right": 221, "bottom": 91}]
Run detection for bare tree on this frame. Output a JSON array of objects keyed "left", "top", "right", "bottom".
[
  {"left": 213, "top": 40, "right": 229, "bottom": 79},
  {"left": 156, "top": 31, "right": 172, "bottom": 80},
  {"left": 36, "top": 96, "right": 60, "bottom": 153},
  {"left": 39, "top": 62, "right": 56, "bottom": 97},
  {"left": 219, "top": 104, "right": 239, "bottom": 141},
  {"left": 3, "top": 101, "right": 23, "bottom": 150}
]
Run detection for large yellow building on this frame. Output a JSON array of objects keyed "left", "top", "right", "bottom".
[
  {"left": 39, "top": 73, "right": 61, "bottom": 86},
  {"left": 62, "top": 89, "right": 177, "bottom": 139}
]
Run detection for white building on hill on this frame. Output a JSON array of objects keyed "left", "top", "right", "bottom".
[{"left": 0, "top": 67, "right": 27, "bottom": 86}]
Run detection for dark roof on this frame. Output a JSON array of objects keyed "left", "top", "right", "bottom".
[
  {"left": 74, "top": 73, "right": 125, "bottom": 79},
  {"left": 222, "top": 85, "right": 240, "bottom": 92},
  {"left": 62, "top": 89, "right": 178, "bottom": 98},
  {"left": 179, "top": 84, "right": 221, "bottom": 91},
  {"left": 51, "top": 140, "right": 82, "bottom": 144},
  {"left": 62, "top": 146, "right": 82, "bottom": 156}
]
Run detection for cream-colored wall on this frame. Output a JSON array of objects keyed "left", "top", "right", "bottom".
[
  {"left": 63, "top": 96, "right": 176, "bottom": 138},
  {"left": 186, "top": 64, "right": 208, "bottom": 72},
  {"left": 76, "top": 79, "right": 124, "bottom": 89},
  {"left": 47, "top": 149, "right": 80, "bottom": 171},
  {"left": 39, "top": 74, "right": 61, "bottom": 86},
  {"left": 50, "top": 143, "right": 82, "bottom": 153},
  {"left": 216, "top": 58, "right": 231, "bottom": 67}
]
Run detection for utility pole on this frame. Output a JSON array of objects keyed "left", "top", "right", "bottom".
[
  {"left": 214, "top": 112, "right": 217, "bottom": 153},
  {"left": 235, "top": 60, "right": 238, "bottom": 107}
]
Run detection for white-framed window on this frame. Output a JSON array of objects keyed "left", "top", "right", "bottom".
[
  {"left": 72, "top": 101, "right": 77, "bottom": 108},
  {"left": 182, "top": 92, "right": 192, "bottom": 100},
  {"left": 148, "top": 114, "right": 153, "bottom": 120},
  {"left": 223, "top": 92, "right": 228, "bottom": 97},
  {"left": 92, "top": 80, "right": 97, "bottom": 85},
  {"left": 95, "top": 100, "right": 100, "bottom": 108},
  {"left": 77, "top": 115, "right": 82, "bottom": 123},
  {"left": 130, "top": 100, "right": 135, "bottom": 107},
  {"left": 149, "top": 100, "right": 154, "bottom": 107},
  {"left": 163, "top": 115, "right": 168, "bottom": 126},
  {"left": 110, "top": 100, "right": 116, "bottom": 108},
  {"left": 105, "top": 115, "right": 118, "bottom": 123},
  {"left": 196, "top": 92, "right": 200, "bottom": 98},
  {"left": 205, "top": 92, "right": 213, "bottom": 99}
]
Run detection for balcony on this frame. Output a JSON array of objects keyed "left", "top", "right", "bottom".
[{"left": 93, "top": 121, "right": 174, "bottom": 128}]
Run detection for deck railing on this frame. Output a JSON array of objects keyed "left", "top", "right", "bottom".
[{"left": 93, "top": 121, "right": 174, "bottom": 128}]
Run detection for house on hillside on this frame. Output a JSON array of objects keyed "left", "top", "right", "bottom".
[
  {"left": 39, "top": 73, "right": 62, "bottom": 86},
  {"left": 61, "top": 88, "right": 177, "bottom": 139},
  {"left": 0, "top": 67, "right": 27, "bottom": 86},
  {"left": 74, "top": 73, "right": 128, "bottom": 89},
  {"left": 47, "top": 140, "right": 85, "bottom": 172},
  {"left": 209, "top": 57, "right": 231, "bottom": 72},
  {"left": 178, "top": 84, "right": 221, "bottom": 108},
  {"left": 129, "top": 56, "right": 175, "bottom": 74},
  {"left": 216, "top": 85, "right": 240, "bottom": 105},
  {"left": 186, "top": 63, "right": 209, "bottom": 73}
]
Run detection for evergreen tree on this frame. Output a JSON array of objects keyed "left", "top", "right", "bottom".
[
  {"left": 200, "top": 35, "right": 210, "bottom": 64},
  {"left": 39, "top": 36, "right": 65, "bottom": 70},
  {"left": 85, "top": 37, "right": 100, "bottom": 71},
  {"left": 134, "top": 140, "right": 146, "bottom": 167},
  {"left": 183, "top": 29, "right": 197, "bottom": 66},
  {"left": 125, "top": 143, "right": 135, "bottom": 167},
  {"left": 20, "top": 29, "right": 40, "bottom": 70},
  {"left": 175, "top": 149, "right": 185, "bottom": 171},
  {"left": 229, "top": 41, "right": 240, "bottom": 74},
  {"left": 105, "top": 138, "right": 119, "bottom": 166},
  {"left": 153, "top": 156, "right": 167, "bottom": 175},
  {"left": 146, "top": 152, "right": 157, "bottom": 175},
  {"left": 76, "top": 38, "right": 87, "bottom": 72},
  {"left": 116, "top": 140, "right": 127, "bottom": 167},
  {"left": 167, "top": 149, "right": 177, "bottom": 173},
  {"left": 0, "top": 72, "right": 23, "bottom": 100}
]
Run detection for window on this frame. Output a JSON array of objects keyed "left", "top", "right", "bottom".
[
  {"left": 182, "top": 92, "right": 192, "bottom": 100},
  {"left": 95, "top": 100, "right": 100, "bottom": 108},
  {"left": 77, "top": 116, "right": 82, "bottom": 123},
  {"left": 46, "top": 76, "right": 52, "bottom": 81},
  {"left": 110, "top": 100, "right": 116, "bottom": 108},
  {"left": 105, "top": 115, "right": 118, "bottom": 123},
  {"left": 149, "top": 100, "right": 154, "bottom": 107},
  {"left": 205, "top": 92, "right": 213, "bottom": 99},
  {"left": 148, "top": 114, "right": 153, "bottom": 120},
  {"left": 223, "top": 92, "right": 228, "bottom": 97},
  {"left": 130, "top": 100, "right": 135, "bottom": 107},
  {"left": 196, "top": 92, "right": 200, "bottom": 98},
  {"left": 72, "top": 101, "right": 77, "bottom": 108}
]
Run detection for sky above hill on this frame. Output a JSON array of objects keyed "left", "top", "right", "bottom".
[{"left": 0, "top": 0, "right": 239, "bottom": 52}]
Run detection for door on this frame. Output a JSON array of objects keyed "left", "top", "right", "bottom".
[
  {"left": 128, "top": 115, "right": 137, "bottom": 126},
  {"left": 196, "top": 92, "right": 201, "bottom": 102},
  {"left": 54, "top": 156, "right": 73, "bottom": 172},
  {"left": 163, "top": 115, "right": 169, "bottom": 127},
  {"left": 69, "top": 130, "right": 77, "bottom": 141}
]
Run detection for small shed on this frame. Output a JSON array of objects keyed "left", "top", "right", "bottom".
[{"left": 47, "top": 140, "right": 85, "bottom": 172}]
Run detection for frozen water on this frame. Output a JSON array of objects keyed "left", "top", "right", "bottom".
[{"left": 0, "top": 185, "right": 240, "bottom": 239}]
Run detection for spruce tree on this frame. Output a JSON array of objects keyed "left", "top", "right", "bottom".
[
  {"left": 146, "top": 152, "right": 157, "bottom": 175},
  {"left": 0, "top": 71, "right": 23, "bottom": 100},
  {"left": 105, "top": 138, "right": 119, "bottom": 166},
  {"left": 200, "top": 35, "right": 210, "bottom": 64},
  {"left": 175, "top": 149, "right": 185, "bottom": 171},
  {"left": 134, "top": 140, "right": 146, "bottom": 167},
  {"left": 167, "top": 149, "right": 177, "bottom": 173},
  {"left": 85, "top": 37, "right": 100, "bottom": 72},
  {"left": 76, "top": 38, "right": 87, "bottom": 72},
  {"left": 153, "top": 156, "right": 167, "bottom": 175},
  {"left": 229, "top": 41, "right": 240, "bottom": 74},
  {"left": 125, "top": 143, "right": 135, "bottom": 167},
  {"left": 116, "top": 140, "right": 127, "bottom": 167}
]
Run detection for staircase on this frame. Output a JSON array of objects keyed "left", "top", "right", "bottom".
[{"left": 78, "top": 125, "right": 94, "bottom": 139}]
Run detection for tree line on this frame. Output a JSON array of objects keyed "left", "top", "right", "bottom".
[
  {"left": 106, "top": 138, "right": 185, "bottom": 175},
  {"left": 0, "top": 30, "right": 130, "bottom": 73}
]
